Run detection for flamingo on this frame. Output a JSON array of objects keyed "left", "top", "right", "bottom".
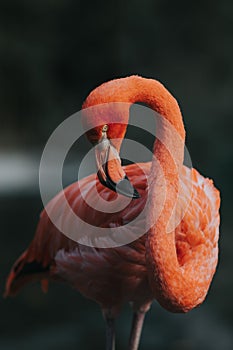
[{"left": 5, "top": 76, "right": 220, "bottom": 350}]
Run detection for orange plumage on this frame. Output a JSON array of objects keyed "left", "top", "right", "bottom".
[{"left": 5, "top": 76, "right": 220, "bottom": 350}]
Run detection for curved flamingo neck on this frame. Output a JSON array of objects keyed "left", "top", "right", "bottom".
[
  {"left": 83, "top": 76, "right": 207, "bottom": 312},
  {"left": 83, "top": 75, "right": 185, "bottom": 137},
  {"left": 83, "top": 76, "right": 185, "bottom": 156}
]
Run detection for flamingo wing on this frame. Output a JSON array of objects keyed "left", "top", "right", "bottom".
[{"left": 5, "top": 163, "right": 150, "bottom": 297}]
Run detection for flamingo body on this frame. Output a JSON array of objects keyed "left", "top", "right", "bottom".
[{"left": 5, "top": 164, "right": 219, "bottom": 312}]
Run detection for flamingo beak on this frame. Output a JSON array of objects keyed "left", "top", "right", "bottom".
[{"left": 95, "top": 137, "right": 140, "bottom": 199}]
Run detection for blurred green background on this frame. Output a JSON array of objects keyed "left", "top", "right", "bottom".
[{"left": 1, "top": 0, "right": 232, "bottom": 349}]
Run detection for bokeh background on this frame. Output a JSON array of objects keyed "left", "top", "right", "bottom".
[{"left": 1, "top": 0, "right": 233, "bottom": 349}]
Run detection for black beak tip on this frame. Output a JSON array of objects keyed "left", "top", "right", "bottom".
[
  {"left": 115, "top": 176, "right": 141, "bottom": 200},
  {"left": 97, "top": 169, "right": 141, "bottom": 200}
]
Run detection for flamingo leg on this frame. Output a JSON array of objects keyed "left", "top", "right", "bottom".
[
  {"left": 105, "top": 316, "right": 115, "bottom": 350},
  {"left": 128, "top": 310, "right": 147, "bottom": 350}
]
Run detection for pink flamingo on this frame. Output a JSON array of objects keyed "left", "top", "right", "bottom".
[{"left": 5, "top": 76, "right": 220, "bottom": 350}]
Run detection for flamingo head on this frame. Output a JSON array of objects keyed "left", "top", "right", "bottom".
[{"left": 82, "top": 105, "right": 140, "bottom": 199}]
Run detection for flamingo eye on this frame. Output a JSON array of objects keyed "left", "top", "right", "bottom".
[{"left": 102, "top": 124, "right": 108, "bottom": 132}]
